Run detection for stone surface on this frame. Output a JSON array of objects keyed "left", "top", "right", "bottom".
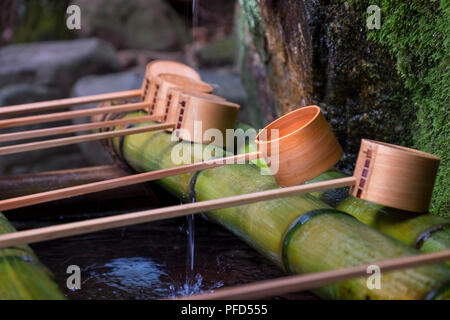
[
  {"left": 0, "top": 38, "right": 119, "bottom": 175},
  {"left": 0, "top": 83, "right": 61, "bottom": 106},
  {"left": 70, "top": 70, "right": 145, "bottom": 166},
  {"left": 239, "top": 0, "right": 314, "bottom": 117},
  {"left": 235, "top": 4, "right": 275, "bottom": 128},
  {"left": 237, "top": 0, "right": 413, "bottom": 172},
  {"left": 0, "top": 38, "right": 120, "bottom": 97},
  {"left": 237, "top": 0, "right": 448, "bottom": 215},
  {"left": 71, "top": 0, "right": 190, "bottom": 51}
]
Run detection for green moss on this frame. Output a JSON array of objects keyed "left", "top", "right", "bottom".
[
  {"left": 238, "top": 0, "right": 266, "bottom": 61},
  {"left": 348, "top": 0, "right": 449, "bottom": 216},
  {"left": 13, "top": 0, "right": 73, "bottom": 43}
]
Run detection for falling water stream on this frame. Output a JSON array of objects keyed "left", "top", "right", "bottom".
[{"left": 183, "top": 0, "right": 200, "bottom": 295}]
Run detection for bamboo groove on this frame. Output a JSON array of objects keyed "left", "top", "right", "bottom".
[{"left": 107, "top": 112, "right": 450, "bottom": 300}]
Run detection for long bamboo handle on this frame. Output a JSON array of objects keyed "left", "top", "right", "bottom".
[
  {"left": 0, "top": 116, "right": 158, "bottom": 143},
  {"left": 0, "top": 176, "right": 354, "bottom": 247},
  {"left": 0, "top": 101, "right": 152, "bottom": 129},
  {"left": 0, "top": 152, "right": 262, "bottom": 211},
  {"left": 177, "top": 249, "right": 450, "bottom": 300},
  {"left": 0, "top": 121, "right": 174, "bottom": 156},
  {"left": 0, "top": 90, "right": 142, "bottom": 117}
]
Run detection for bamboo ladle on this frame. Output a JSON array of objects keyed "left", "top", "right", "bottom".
[
  {"left": 0, "top": 106, "right": 339, "bottom": 211},
  {"left": 0, "top": 74, "right": 217, "bottom": 155},
  {"left": 0, "top": 60, "right": 201, "bottom": 117}
]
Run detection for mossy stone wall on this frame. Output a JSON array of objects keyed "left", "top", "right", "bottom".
[{"left": 237, "top": 0, "right": 448, "bottom": 216}]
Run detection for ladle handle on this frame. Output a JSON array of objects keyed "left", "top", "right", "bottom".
[
  {"left": 0, "top": 174, "right": 351, "bottom": 247},
  {"left": 0, "top": 90, "right": 142, "bottom": 117},
  {"left": 0, "top": 101, "right": 152, "bottom": 129},
  {"left": 178, "top": 249, "right": 450, "bottom": 300},
  {"left": 0, "top": 119, "right": 170, "bottom": 156},
  {"left": 0, "top": 152, "right": 262, "bottom": 211},
  {"left": 0, "top": 115, "right": 159, "bottom": 143}
]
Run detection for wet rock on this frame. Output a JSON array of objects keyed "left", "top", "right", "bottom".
[
  {"left": 237, "top": 0, "right": 413, "bottom": 172},
  {"left": 72, "top": 0, "right": 190, "bottom": 51},
  {"left": 0, "top": 38, "right": 120, "bottom": 175},
  {"left": 72, "top": 70, "right": 144, "bottom": 98},
  {"left": 0, "top": 38, "right": 120, "bottom": 98}
]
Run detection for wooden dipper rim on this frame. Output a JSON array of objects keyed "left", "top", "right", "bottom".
[
  {"left": 141, "top": 60, "right": 201, "bottom": 103},
  {"left": 174, "top": 92, "right": 240, "bottom": 146},
  {"left": 256, "top": 106, "right": 343, "bottom": 187},
  {"left": 147, "top": 73, "right": 213, "bottom": 119},
  {"left": 351, "top": 139, "right": 440, "bottom": 213},
  {"left": 145, "top": 60, "right": 201, "bottom": 81},
  {"left": 141, "top": 60, "right": 200, "bottom": 96}
]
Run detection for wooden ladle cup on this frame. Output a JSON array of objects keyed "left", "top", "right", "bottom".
[
  {"left": 256, "top": 106, "right": 344, "bottom": 186},
  {"left": 350, "top": 139, "right": 440, "bottom": 212}
]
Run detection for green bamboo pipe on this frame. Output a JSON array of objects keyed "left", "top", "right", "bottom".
[
  {"left": 310, "top": 171, "right": 450, "bottom": 255},
  {"left": 0, "top": 213, "right": 65, "bottom": 299},
  {"left": 237, "top": 123, "right": 450, "bottom": 255},
  {"left": 110, "top": 112, "right": 449, "bottom": 300}
]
